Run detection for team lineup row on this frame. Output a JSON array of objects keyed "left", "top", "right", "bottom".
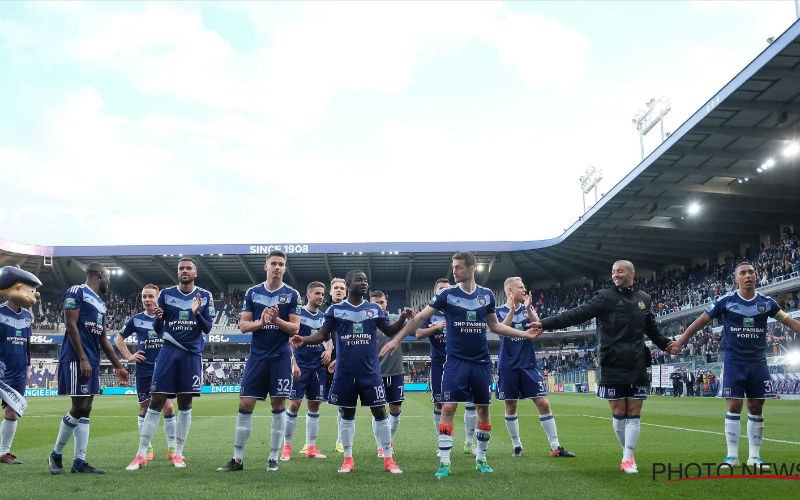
[{"left": 1, "top": 250, "right": 797, "bottom": 477}]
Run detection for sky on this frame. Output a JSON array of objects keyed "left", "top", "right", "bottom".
[{"left": 1, "top": 1, "right": 798, "bottom": 247}]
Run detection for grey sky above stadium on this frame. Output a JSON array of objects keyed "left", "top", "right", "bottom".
[{"left": 1, "top": 1, "right": 798, "bottom": 246}]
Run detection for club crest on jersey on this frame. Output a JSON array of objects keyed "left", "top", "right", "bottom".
[
  {"left": 743, "top": 317, "right": 754, "bottom": 328},
  {"left": 366, "top": 309, "right": 375, "bottom": 319},
  {"left": 638, "top": 301, "right": 645, "bottom": 310},
  {"left": 24, "top": 317, "right": 31, "bottom": 328},
  {"left": 478, "top": 295, "right": 488, "bottom": 306},
  {"left": 278, "top": 294, "right": 289, "bottom": 304},
  {"left": 179, "top": 310, "right": 190, "bottom": 321},
  {"left": 466, "top": 311, "right": 477, "bottom": 321},
  {"left": 352, "top": 323, "right": 364, "bottom": 334},
  {"left": 757, "top": 303, "right": 767, "bottom": 313}
]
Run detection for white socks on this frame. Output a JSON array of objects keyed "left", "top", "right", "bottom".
[
  {"left": 73, "top": 418, "right": 90, "bottom": 461},
  {"left": 539, "top": 413, "right": 560, "bottom": 451},
  {"left": 374, "top": 416, "right": 393, "bottom": 458},
  {"left": 464, "top": 405, "right": 477, "bottom": 446},
  {"left": 233, "top": 410, "right": 253, "bottom": 461},
  {"left": 475, "top": 424, "right": 491, "bottom": 461},
  {"left": 340, "top": 417, "right": 355, "bottom": 458},
  {"left": 138, "top": 408, "right": 161, "bottom": 457},
  {"left": 725, "top": 412, "right": 741, "bottom": 458},
  {"left": 747, "top": 414, "right": 764, "bottom": 458},
  {"left": 306, "top": 412, "right": 320, "bottom": 446},
  {"left": 164, "top": 413, "right": 177, "bottom": 449},
  {"left": 175, "top": 409, "right": 192, "bottom": 456},
  {"left": 53, "top": 413, "right": 79, "bottom": 455},
  {"left": 623, "top": 416, "right": 640, "bottom": 461},
  {"left": 612, "top": 414, "right": 626, "bottom": 448},
  {"left": 0, "top": 417, "right": 18, "bottom": 454},
  {"left": 505, "top": 414, "right": 521, "bottom": 448},
  {"left": 268, "top": 409, "right": 285, "bottom": 461},
  {"left": 389, "top": 411, "right": 401, "bottom": 441},
  {"left": 284, "top": 411, "right": 298, "bottom": 445}
]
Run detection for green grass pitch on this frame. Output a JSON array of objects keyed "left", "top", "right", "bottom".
[{"left": 3, "top": 393, "right": 798, "bottom": 499}]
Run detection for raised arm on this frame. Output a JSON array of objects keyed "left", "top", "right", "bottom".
[
  {"left": 536, "top": 292, "right": 605, "bottom": 331},
  {"left": 380, "top": 306, "right": 437, "bottom": 357},
  {"left": 290, "top": 324, "right": 332, "bottom": 347},
  {"left": 377, "top": 308, "right": 413, "bottom": 337}
]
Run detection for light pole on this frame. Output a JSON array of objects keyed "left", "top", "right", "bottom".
[
  {"left": 579, "top": 166, "right": 603, "bottom": 213},
  {"left": 632, "top": 97, "right": 672, "bottom": 160}
]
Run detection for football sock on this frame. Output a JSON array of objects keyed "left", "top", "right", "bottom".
[
  {"left": 0, "top": 417, "right": 18, "bottom": 454},
  {"left": 725, "top": 412, "right": 741, "bottom": 458},
  {"left": 73, "top": 418, "right": 90, "bottom": 461},
  {"left": 306, "top": 412, "right": 320, "bottom": 446},
  {"left": 268, "top": 409, "right": 285, "bottom": 461},
  {"left": 539, "top": 413, "right": 560, "bottom": 451},
  {"left": 623, "top": 415, "right": 640, "bottom": 461},
  {"left": 284, "top": 411, "right": 298, "bottom": 445},
  {"left": 53, "top": 413, "right": 79, "bottom": 455},
  {"left": 747, "top": 414, "right": 764, "bottom": 458},
  {"left": 505, "top": 414, "right": 521, "bottom": 448},
  {"left": 233, "top": 410, "right": 252, "bottom": 461}
]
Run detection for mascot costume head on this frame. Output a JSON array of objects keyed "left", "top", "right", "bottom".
[{"left": 0, "top": 265, "right": 43, "bottom": 417}]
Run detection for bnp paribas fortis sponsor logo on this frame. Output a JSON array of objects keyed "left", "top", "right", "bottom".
[
  {"left": 352, "top": 323, "right": 364, "bottom": 334},
  {"left": 179, "top": 311, "right": 190, "bottom": 321},
  {"left": 466, "top": 311, "right": 477, "bottom": 321}
]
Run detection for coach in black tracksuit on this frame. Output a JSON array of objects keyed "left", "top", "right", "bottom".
[{"left": 532, "top": 260, "right": 673, "bottom": 473}]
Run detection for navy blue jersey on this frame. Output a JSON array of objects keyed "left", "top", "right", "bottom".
[
  {"left": 294, "top": 306, "right": 325, "bottom": 369},
  {"left": 157, "top": 286, "right": 214, "bottom": 355},
  {"left": 242, "top": 283, "right": 300, "bottom": 360},
  {"left": 496, "top": 305, "right": 536, "bottom": 370},
  {"left": 119, "top": 312, "right": 163, "bottom": 378},
  {"left": 0, "top": 303, "right": 32, "bottom": 380},
  {"left": 322, "top": 300, "right": 388, "bottom": 379},
  {"left": 429, "top": 284, "right": 495, "bottom": 363},
  {"left": 58, "top": 284, "right": 107, "bottom": 366},
  {"left": 421, "top": 310, "right": 447, "bottom": 363},
  {"left": 706, "top": 291, "right": 781, "bottom": 363}
]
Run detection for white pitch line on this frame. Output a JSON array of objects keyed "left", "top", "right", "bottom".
[{"left": 580, "top": 414, "right": 800, "bottom": 446}]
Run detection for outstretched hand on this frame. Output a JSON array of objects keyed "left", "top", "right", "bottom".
[
  {"left": 289, "top": 335, "right": 304, "bottom": 348},
  {"left": 379, "top": 340, "right": 400, "bottom": 358}
]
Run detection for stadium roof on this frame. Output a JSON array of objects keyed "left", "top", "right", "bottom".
[{"left": 3, "top": 20, "right": 800, "bottom": 293}]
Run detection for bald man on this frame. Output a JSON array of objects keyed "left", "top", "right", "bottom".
[{"left": 531, "top": 260, "right": 673, "bottom": 474}]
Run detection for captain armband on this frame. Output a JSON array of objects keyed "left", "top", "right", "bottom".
[{"left": 775, "top": 310, "right": 789, "bottom": 323}]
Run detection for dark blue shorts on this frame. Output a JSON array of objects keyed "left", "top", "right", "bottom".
[
  {"left": 290, "top": 364, "right": 327, "bottom": 401},
  {"left": 382, "top": 374, "right": 404, "bottom": 404},
  {"left": 328, "top": 375, "right": 387, "bottom": 408},
  {"left": 596, "top": 384, "right": 648, "bottom": 400},
  {"left": 1, "top": 377, "right": 26, "bottom": 409},
  {"left": 496, "top": 368, "right": 547, "bottom": 400},
  {"left": 240, "top": 355, "right": 292, "bottom": 400},
  {"left": 720, "top": 361, "right": 775, "bottom": 399},
  {"left": 441, "top": 357, "right": 492, "bottom": 406},
  {"left": 136, "top": 375, "right": 152, "bottom": 403},
  {"left": 151, "top": 347, "right": 202, "bottom": 397},
  {"left": 57, "top": 361, "right": 100, "bottom": 397},
  {"left": 430, "top": 359, "right": 444, "bottom": 403}
]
